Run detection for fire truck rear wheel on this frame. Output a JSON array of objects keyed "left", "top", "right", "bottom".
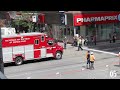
[
  {"left": 15, "top": 57, "right": 23, "bottom": 66},
  {"left": 55, "top": 51, "right": 62, "bottom": 60}
]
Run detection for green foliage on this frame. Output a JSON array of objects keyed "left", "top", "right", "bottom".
[{"left": 12, "top": 20, "right": 30, "bottom": 27}]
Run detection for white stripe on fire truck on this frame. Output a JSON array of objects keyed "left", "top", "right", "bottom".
[{"left": 3, "top": 49, "right": 46, "bottom": 54}]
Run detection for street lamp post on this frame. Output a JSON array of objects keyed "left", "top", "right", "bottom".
[
  {"left": 0, "top": 27, "right": 4, "bottom": 74},
  {"left": 94, "top": 22, "right": 97, "bottom": 45},
  {"left": 59, "top": 11, "right": 67, "bottom": 38}
]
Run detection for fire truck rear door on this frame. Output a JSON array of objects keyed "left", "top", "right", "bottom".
[
  {"left": 41, "top": 48, "right": 46, "bottom": 58},
  {"left": 40, "top": 35, "right": 46, "bottom": 58}
]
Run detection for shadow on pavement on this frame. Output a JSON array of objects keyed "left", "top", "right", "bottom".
[
  {"left": 114, "top": 65, "right": 120, "bottom": 67},
  {"left": 82, "top": 66, "right": 86, "bottom": 68},
  {"left": 4, "top": 57, "right": 54, "bottom": 67}
]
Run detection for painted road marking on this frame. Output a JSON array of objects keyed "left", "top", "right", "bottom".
[{"left": 83, "top": 47, "right": 118, "bottom": 56}]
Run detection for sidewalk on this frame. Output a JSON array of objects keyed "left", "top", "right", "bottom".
[
  {"left": 83, "top": 40, "right": 120, "bottom": 55},
  {"left": 88, "top": 40, "right": 120, "bottom": 47},
  {"left": 58, "top": 40, "right": 120, "bottom": 57},
  {"left": 58, "top": 39, "right": 120, "bottom": 49}
]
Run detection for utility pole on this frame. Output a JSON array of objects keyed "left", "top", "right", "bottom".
[{"left": 0, "top": 27, "right": 4, "bottom": 74}]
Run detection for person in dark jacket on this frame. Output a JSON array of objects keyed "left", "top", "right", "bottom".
[
  {"left": 113, "top": 34, "right": 116, "bottom": 43},
  {"left": 63, "top": 36, "right": 68, "bottom": 49},
  {"left": 109, "top": 33, "right": 112, "bottom": 43},
  {"left": 86, "top": 51, "right": 91, "bottom": 69}
]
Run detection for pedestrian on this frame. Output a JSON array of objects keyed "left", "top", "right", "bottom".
[
  {"left": 84, "top": 36, "right": 88, "bottom": 46},
  {"left": 93, "top": 35, "right": 96, "bottom": 45},
  {"left": 72, "top": 37, "right": 75, "bottom": 46},
  {"left": 72, "top": 36, "right": 77, "bottom": 47},
  {"left": 117, "top": 52, "right": 120, "bottom": 65},
  {"left": 86, "top": 51, "right": 91, "bottom": 69},
  {"left": 90, "top": 52, "right": 95, "bottom": 70},
  {"left": 63, "top": 36, "right": 68, "bottom": 49},
  {"left": 79, "top": 37, "right": 83, "bottom": 50},
  {"left": 77, "top": 37, "right": 83, "bottom": 51},
  {"left": 75, "top": 38, "right": 77, "bottom": 47},
  {"left": 109, "top": 33, "right": 112, "bottom": 43},
  {"left": 90, "top": 36, "right": 93, "bottom": 45},
  {"left": 77, "top": 37, "right": 80, "bottom": 51},
  {"left": 112, "top": 33, "right": 116, "bottom": 43},
  {"left": 81, "top": 36, "right": 85, "bottom": 47}
]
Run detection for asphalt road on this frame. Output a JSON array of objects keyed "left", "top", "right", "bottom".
[{"left": 4, "top": 43, "right": 120, "bottom": 79}]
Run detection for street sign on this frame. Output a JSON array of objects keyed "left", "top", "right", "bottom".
[{"left": 32, "top": 15, "right": 38, "bottom": 22}]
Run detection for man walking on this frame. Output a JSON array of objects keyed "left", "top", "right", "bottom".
[
  {"left": 93, "top": 35, "right": 96, "bottom": 45},
  {"left": 63, "top": 36, "right": 68, "bottom": 49},
  {"left": 77, "top": 37, "right": 83, "bottom": 51},
  {"left": 77, "top": 37, "right": 80, "bottom": 51},
  {"left": 112, "top": 33, "right": 116, "bottom": 43},
  {"left": 86, "top": 51, "right": 91, "bottom": 69},
  {"left": 109, "top": 33, "right": 112, "bottom": 43}
]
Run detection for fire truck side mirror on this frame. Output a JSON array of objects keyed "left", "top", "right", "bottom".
[
  {"left": 45, "top": 35, "right": 48, "bottom": 38},
  {"left": 48, "top": 40, "right": 54, "bottom": 46}
]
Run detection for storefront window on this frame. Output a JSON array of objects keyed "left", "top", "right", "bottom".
[
  {"left": 64, "top": 28, "right": 67, "bottom": 35},
  {"left": 114, "top": 22, "right": 120, "bottom": 39},
  {"left": 86, "top": 21, "right": 120, "bottom": 41},
  {"left": 97, "top": 23, "right": 120, "bottom": 41},
  {"left": 98, "top": 24, "right": 113, "bottom": 41},
  {"left": 71, "top": 27, "right": 74, "bottom": 36},
  {"left": 76, "top": 26, "right": 80, "bottom": 35},
  {"left": 86, "top": 25, "right": 94, "bottom": 39},
  {"left": 67, "top": 28, "right": 70, "bottom": 35}
]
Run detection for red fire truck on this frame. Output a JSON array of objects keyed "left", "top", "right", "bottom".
[{"left": 2, "top": 32, "right": 63, "bottom": 65}]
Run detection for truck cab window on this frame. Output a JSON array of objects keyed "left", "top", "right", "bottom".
[
  {"left": 35, "top": 39, "right": 39, "bottom": 45},
  {"left": 41, "top": 36, "right": 45, "bottom": 42}
]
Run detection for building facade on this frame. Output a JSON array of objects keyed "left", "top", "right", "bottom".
[
  {"left": 38, "top": 11, "right": 74, "bottom": 42},
  {"left": 4, "top": 11, "right": 120, "bottom": 43},
  {"left": 41, "top": 11, "right": 120, "bottom": 42},
  {"left": 73, "top": 11, "right": 120, "bottom": 41}
]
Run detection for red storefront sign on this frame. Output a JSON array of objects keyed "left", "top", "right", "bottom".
[{"left": 74, "top": 12, "right": 120, "bottom": 26}]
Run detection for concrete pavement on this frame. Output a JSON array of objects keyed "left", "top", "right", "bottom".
[
  {"left": 58, "top": 39, "right": 120, "bottom": 57},
  {"left": 4, "top": 40, "right": 120, "bottom": 79},
  {"left": 5, "top": 53, "right": 120, "bottom": 79}
]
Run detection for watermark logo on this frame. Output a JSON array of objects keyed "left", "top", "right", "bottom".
[{"left": 110, "top": 70, "right": 117, "bottom": 78}]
